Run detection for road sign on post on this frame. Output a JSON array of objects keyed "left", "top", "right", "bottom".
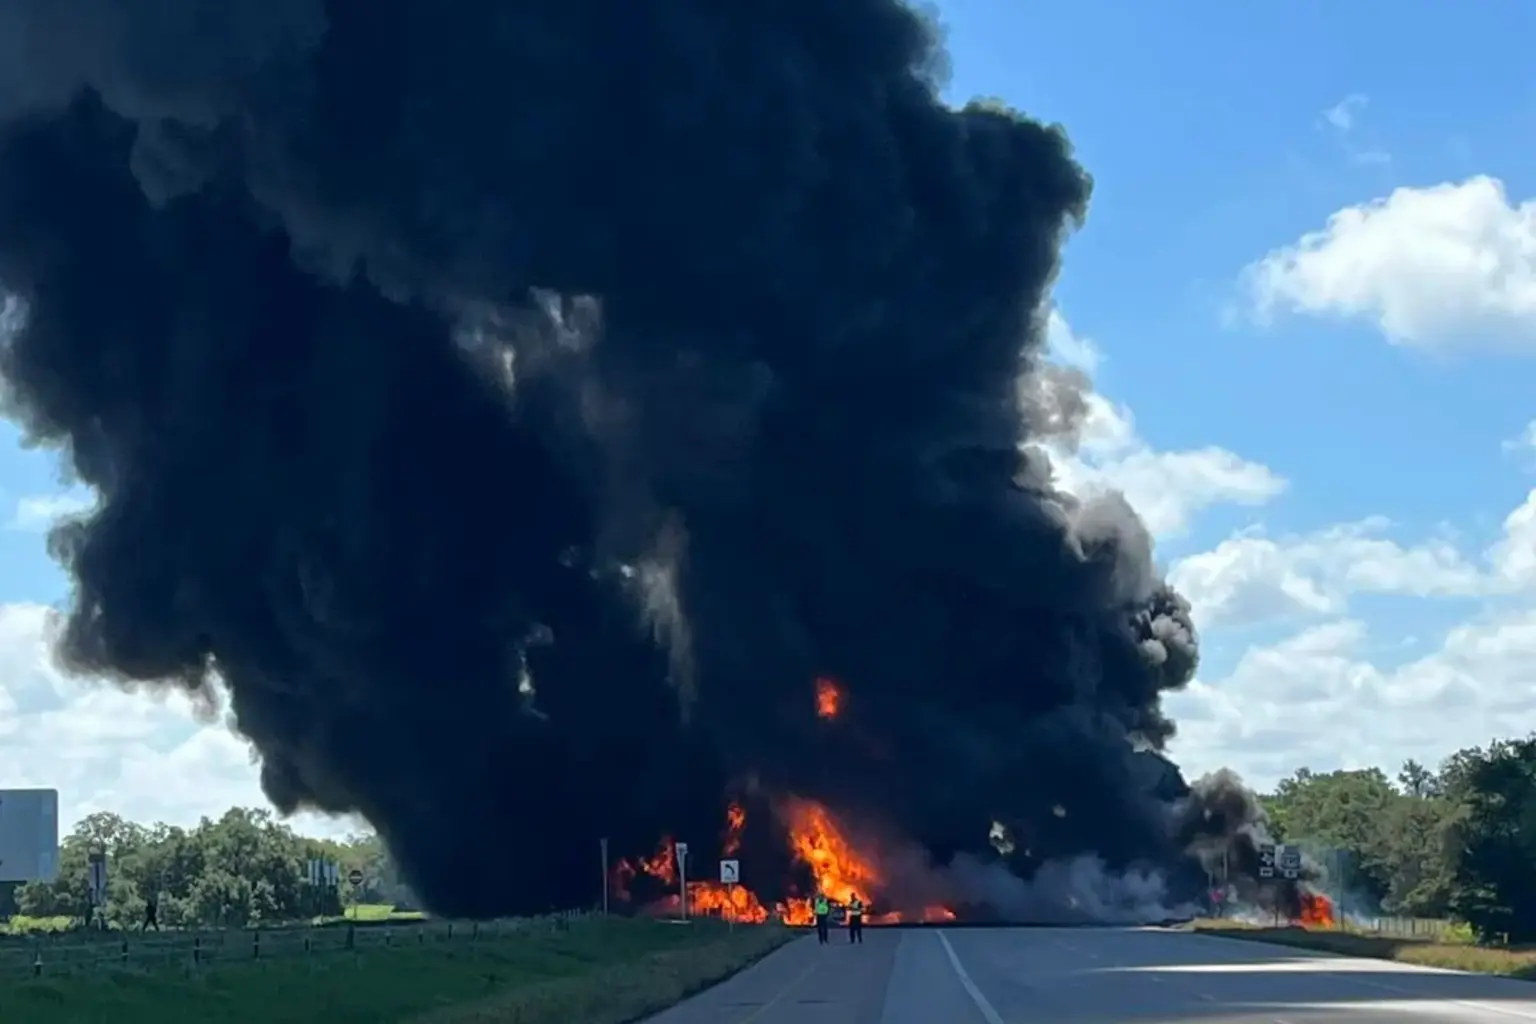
[
  {"left": 1279, "top": 845, "right": 1302, "bottom": 880},
  {"left": 348, "top": 869, "right": 364, "bottom": 887},
  {"left": 720, "top": 859, "right": 740, "bottom": 931},
  {"left": 1257, "top": 843, "right": 1275, "bottom": 879}
]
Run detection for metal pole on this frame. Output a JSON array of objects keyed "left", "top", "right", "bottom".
[
  {"left": 679, "top": 848, "right": 688, "bottom": 921},
  {"left": 600, "top": 838, "right": 610, "bottom": 915},
  {"left": 1334, "top": 847, "right": 1345, "bottom": 931},
  {"left": 1221, "top": 848, "right": 1230, "bottom": 917}
]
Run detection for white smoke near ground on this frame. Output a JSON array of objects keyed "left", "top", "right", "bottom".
[
  {"left": 943, "top": 853, "right": 1199, "bottom": 924},
  {"left": 866, "top": 816, "right": 1199, "bottom": 924}
]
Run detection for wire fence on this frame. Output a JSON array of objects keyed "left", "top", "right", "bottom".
[
  {"left": 0, "top": 910, "right": 592, "bottom": 979},
  {"left": 1349, "top": 915, "right": 1456, "bottom": 940}
]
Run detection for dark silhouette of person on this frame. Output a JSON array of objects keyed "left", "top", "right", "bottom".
[{"left": 140, "top": 893, "right": 160, "bottom": 932}]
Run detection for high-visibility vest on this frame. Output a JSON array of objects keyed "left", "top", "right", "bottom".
[
  {"left": 814, "top": 897, "right": 829, "bottom": 915},
  {"left": 849, "top": 899, "right": 864, "bottom": 917}
]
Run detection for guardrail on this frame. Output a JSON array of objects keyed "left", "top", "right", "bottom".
[{"left": 0, "top": 910, "right": 592, "bottom": 979}]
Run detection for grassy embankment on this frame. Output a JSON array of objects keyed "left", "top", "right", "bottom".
[
  {"left": 1190, "top": 917, "right": 1536, "bottom": 980},
  {"left": 0, "top": 915, "right": 794, "bottom": 1023}
]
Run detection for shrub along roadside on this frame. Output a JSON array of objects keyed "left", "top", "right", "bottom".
[{"left": 1190, "top": 922, "right": 1536, "bottom": 980}]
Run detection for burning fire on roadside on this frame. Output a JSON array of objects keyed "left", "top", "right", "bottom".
[
  {"left": 1294, "top": 890, "right": 1336, "bottom": 928},
  {"left": 613, "top": 796, "right": 956, "bottom": 926}
]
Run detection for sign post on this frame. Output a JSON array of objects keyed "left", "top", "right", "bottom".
[
  {"left": 600, "top": 837, "right": 610, "bottom": 914},
  {"left": 720, "top": 859, "right": 740, "bottom": 932},
  {"left": 346, "top": 868, "right": 364, "bottom": 920},
  {"left": 675, "top": 842, "right": 690, "bottom": 921}
]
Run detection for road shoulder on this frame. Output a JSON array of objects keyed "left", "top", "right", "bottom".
[{"left": 637, "top": 928, "right": 901, "bottom": 1024}]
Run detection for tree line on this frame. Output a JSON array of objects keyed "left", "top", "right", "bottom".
[
  {"left": 1260, "top": 734, "right": 1536, "bottom": 942},
  {"left": 9, "top": 733, "right": 1536, "bottom": 939},
  {"left": 5, "top": 807, "right": 415, "bottom": 930}
]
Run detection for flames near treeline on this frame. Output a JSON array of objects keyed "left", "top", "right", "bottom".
[
  {"left": 612, "top": 678, "right": 1338, "bottom": 930},
  {"left": 613, "top": 795, "right": 956, "bottom": 925},
  {"left": 613, "top": 679, "right": 955, "bottom": 924}
]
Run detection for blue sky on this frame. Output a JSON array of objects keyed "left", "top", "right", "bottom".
[{"left": 2, "top": 0, "right": 1534, "bottom": 833}]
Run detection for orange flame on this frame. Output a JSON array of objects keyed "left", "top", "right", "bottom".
[
  {"left": 723, "top": 801, "right": 746, "bottom": 857},
  {"left": 773, "top": 798, "right": 953, "bottom": 925},
  {"left": 815, "top": 677, "right": 842, "bottom": 719},
  {"left": 1296, "top": 891, "right": 1336, "bottom": 928},
  {"left": 782, "top": 796, "right": 880, "bottom": 905},
  {"left": 615, "top": 796, "right": 955, "bottom": 926}
]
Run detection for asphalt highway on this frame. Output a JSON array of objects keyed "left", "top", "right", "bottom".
[{"left": 640, "top": 925, "right": 1536, "bottom": 1023}]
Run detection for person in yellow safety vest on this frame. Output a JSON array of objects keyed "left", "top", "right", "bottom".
[
  {"left": 847, "top": 893, "right": 865, "bottom": 944},
  {"left": 814, "top": 893, "right": 831, "bottom": 944}
]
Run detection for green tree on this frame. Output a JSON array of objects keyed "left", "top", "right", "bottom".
[
  {"left": 1445, "top": 736, "right": 1536, "bottom": 942},
  {"left": 1398, "top": 758, "right": 1435, "bottom": 798},
  {"left": 1266, "top": 767, "right": 1399, "bottom": 905},
  {"left": 12, "top": 805, "right": 373, "bottom": 929}
]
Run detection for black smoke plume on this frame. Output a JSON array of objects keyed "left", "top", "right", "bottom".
[{"left": 0, "top": 0, "right": 1261, "bottom": 918}]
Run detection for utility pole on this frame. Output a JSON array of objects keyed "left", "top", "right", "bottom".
[{"left": 600, "top": 837, "right": 610, "bottom": 915}]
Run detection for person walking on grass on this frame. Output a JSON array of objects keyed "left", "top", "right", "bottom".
[{"left": 814, "top": 893, "right": 831, "bottom": 944}]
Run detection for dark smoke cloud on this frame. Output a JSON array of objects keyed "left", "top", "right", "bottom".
[{"left": 0, "top": 0, "right": 1265, "bottom": 918}]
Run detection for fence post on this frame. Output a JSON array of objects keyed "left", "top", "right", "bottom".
[
  {"left": 253, "top": 930, "right": 261, "bottom": 959},
  {"left": 193, "top": 936, "right": 202, "bottom": 967}
]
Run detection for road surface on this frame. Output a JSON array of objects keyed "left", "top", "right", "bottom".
[{"left": 640, "top": 925, "right": 1536, "bottom": 1023}]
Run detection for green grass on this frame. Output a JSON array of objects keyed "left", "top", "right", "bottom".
[
  {"left": 0, "top": 916, "right": 794, "bottom": 1023},
  {"left": 1, "top": 905, "right": 423, "bottom": 936},
  {"left": 1191, "top": 919, "right": 1536, "bottom": 980},
  {"left": 339, "top": 904, "right": 426, "bottom": 923}
]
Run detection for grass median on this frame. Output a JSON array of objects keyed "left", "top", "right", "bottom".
[
  {"left": 0, "top": 916, "right": 797, "bottom": 1023},
  {"left": 1189, "top": 918, "right": 1536, "bottom": 980}
]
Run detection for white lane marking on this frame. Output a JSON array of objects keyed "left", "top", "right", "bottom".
[{"left": 936, "top": 930, "right": 1005, "bottom": 1024}]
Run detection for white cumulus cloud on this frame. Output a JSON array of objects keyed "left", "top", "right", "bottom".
[
  {"left": 1041, "top": 315, "right": 1287, "bottom": 537},
  {"left": 1243, "top": 176, "right": 1536, "bottom": 350},
  {"left": 0, "top": 601, "right": 358, "bottom": 837},
  {"left": 7, "top": 488, "right": 96, "bottom": 532},
  {"left": 1170, "top": 517, "right": 1486, "bottom": 630},
  {"left": 1168, "top": 607, "right": 1536, "bottom": 790},
  {"left": 1172, "top": 483, "right": 1536, "bottom": 632}
]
